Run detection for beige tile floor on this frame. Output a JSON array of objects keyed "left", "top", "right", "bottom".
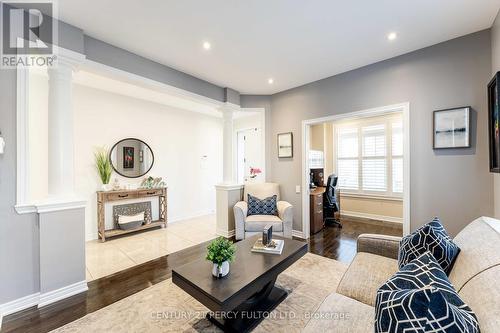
[{"left": 85, "top": 214, "right": 217, "bottom": 281}]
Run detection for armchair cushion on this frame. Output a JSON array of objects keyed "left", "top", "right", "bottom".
[
  {"left": 245, "top": 215, "right": 283, "bottom": 232},
  {"left": 247, "top": 194, "right": 278, "bottom": 216}
]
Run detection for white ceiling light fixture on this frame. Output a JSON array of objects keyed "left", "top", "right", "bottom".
[
  {"left": 203, "top": 41, "right": 211, "bottom": 50},
  {"left": 268, "top": 78, "right": 274, "bottom": 84},
  {"left": 387, "top": 32, "right": 397, "bottom": 41}
]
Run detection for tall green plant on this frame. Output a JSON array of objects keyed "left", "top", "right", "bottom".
[{"left": 94, "top": 147, "right": 112, "bottom": 185}]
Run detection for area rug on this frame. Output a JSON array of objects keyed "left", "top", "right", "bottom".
[{"left": 52, "top": 253, "right": 348, "bottom": 332}]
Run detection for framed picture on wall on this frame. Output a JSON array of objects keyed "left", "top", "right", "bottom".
[
  {"left": 432, "top": 107, "right": 471, "bottom": 149},
  {"left": 277, "top": 132, "right": 293, "bottom": 158},
  {"left": 123, "top": 146, "right": 135, "bottom": 169},
  {"left": 488, "top": 72, "right": 500, "bottom": 173}
]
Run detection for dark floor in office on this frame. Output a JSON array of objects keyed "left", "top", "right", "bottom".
[{"left": 2, "top": 215, "right": 402, "bottom": 333}]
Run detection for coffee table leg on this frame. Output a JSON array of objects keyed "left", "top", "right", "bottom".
[{"left": 206, "top": 278, "right": 288, "bottom": 333}]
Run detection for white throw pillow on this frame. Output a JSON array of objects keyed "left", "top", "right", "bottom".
[{"left": 118, "top": 212, "right": 145, "bottom": 224}]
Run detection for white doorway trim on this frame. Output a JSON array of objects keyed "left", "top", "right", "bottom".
[{"left": 301, "top": 102, "right": 411, "bottom": 239}]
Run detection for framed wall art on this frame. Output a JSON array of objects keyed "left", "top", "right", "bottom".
[
  {"left": 433, "top": 107, "right": 471, "bottom": 149},
  {"left": 489, "top": 72, "right": 500, "bottom": 172},
  {"left": 277, "top": 132, "right": 293, "bottom": 158}
]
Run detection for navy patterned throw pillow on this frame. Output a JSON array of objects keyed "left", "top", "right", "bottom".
[
  {"left": 247, "top": 194, "right": 278, "bottom": 216},
  {"left": 375, "top": 252, "right": 480, "bottom": 333},
  {"left": 398, "top": 217, "right": 460, "bottom": 274}
]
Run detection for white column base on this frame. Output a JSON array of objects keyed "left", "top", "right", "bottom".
[{"left": 215, "top": 184, "right": 244, "bottom": 238}]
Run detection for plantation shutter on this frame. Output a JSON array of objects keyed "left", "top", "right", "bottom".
[
  {"left": 337, "top": 127, "right": 359, "bottom": 189},
  {"left": 362, "top": 124, "right": 386, "bottom": 191}
]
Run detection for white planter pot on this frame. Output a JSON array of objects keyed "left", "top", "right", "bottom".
[
  {"left": 212, "top": 261, "right": 230, "bottom": 278},
  {"left": 101, "top": 184, "right": 111, "bottom": 191}
]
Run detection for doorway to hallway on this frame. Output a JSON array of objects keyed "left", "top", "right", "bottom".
[{"left": 236, "top": 127, "right": 263, "bottom": 183}]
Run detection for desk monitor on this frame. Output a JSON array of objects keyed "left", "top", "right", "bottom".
[{"left": 310, "top": 168, "right": 324, "bottom": 187}]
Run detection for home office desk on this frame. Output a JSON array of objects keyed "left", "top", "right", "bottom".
[{"left": 309, "top": 186, "right": 340, "bottom": 235}]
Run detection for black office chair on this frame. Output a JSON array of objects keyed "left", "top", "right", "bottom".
[{"left": 323, "top": 174, "right": 342, "bottom": 228}]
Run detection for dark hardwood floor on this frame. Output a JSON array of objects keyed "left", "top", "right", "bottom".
[
  {"left": 1, "top": 216, "right": 401, "bottom": 333},
  {"left": 308, "top": 215, "right": 402, "bottom": 263}
]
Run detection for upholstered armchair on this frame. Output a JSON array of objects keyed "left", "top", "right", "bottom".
[{"left": 234, "top": 182, "right": 293, "bottom": 240}]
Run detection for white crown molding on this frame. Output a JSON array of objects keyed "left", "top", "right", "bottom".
[
  {"left": 53, "top": 45, "right": 86, "bottom": 68},
  {"left": 38, "top": 280, "right": 88, "bottom": 308}
]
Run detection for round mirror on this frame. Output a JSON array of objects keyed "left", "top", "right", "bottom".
[{"left": 109, "top": 138, "right": 154, "bottom": 178}]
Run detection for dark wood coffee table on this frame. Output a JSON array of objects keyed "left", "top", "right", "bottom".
[{"left": 172, "top": 235, "right": 308, "bottom": 332}]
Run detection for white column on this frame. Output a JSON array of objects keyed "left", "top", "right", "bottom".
[
  {"left": 215, "top": 103, "right": 242, "bottom": 238},
  {"left": 221, "top": 104, "right": 235, "bottom": 184},
  {"left": 47, "top": 58, "right": 78, "bottom": 196},
  {"left": 37, "top": 48, "right": 88, "bottom": 309}
]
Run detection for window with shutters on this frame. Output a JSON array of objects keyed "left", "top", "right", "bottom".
[{"left": 335, "top": 114, "right": 403, "bottom": 197}]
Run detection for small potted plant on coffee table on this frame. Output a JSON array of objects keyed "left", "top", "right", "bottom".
[{"left": 206, "top": 237, "right": 236, "bottom": 278}]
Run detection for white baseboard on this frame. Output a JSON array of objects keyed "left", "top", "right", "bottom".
[
  {"left": 292, "top": 229, "right": 306, "bottom": 239},
  {"left": 216, "top": 228, "right": 235, "bottom": 238},
  {"left": 0, "top": 292, "right": 40, "bottom": 328},
  {"left": 38, "top": 280, "right": 88, "bottom": 308},
  {"left": 341, "top": 210, "right": 403, "bottom": 224}
]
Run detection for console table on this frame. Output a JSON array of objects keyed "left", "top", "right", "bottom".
[{"left": 97, "top": 187, "right": 167, "bottom": 242}]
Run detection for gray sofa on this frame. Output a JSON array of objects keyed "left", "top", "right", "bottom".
[{"left": 304, "top": 216, "right": 500, "bottom": 332}]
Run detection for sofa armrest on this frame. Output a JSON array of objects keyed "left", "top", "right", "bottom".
[
  {"left": 356, "top": 234, "right": 402, "bottom": 260},
  {"left": 234, "top": 201, "right": 247, "bottom": 240},
  {"left": 277, "top": 201, "right": 293, "bottom": 238}
]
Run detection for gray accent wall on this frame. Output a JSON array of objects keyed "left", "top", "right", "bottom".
[
  {"left": 39, "top": 208, "right": 86, "bottom": 294},
  {"left": 0, "top": 69, "right": 40, "bottom": 305},
  {"left": 242, "top": 30, "right": 494, "bottom": 236},
  {"left": 224, "top": 87, "right": 241, "bottom": 105}
]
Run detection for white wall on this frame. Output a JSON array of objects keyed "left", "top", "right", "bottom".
[
  {"left": 72, "top": 85, "right": 223, "bottom": 240},
  {"left": 28, "top": 78, "right": 223, "bottom": 241}
]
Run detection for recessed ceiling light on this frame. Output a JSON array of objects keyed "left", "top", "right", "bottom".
[
  {"left": 387, "top": 32, "right": 397, "bottom": 41},
  {"left": 268, "top": 78, "right": 274, "bottom": 84},
  {"left": 203, "top": 41, "right": 211, "bottom": 50}
]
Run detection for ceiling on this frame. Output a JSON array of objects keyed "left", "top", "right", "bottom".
[
  {"left": 57, "top": 0, "right": 500, "bottom": 95},
  {"left": 72, "top": 70, "right": 221, "bottom": 117}
]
